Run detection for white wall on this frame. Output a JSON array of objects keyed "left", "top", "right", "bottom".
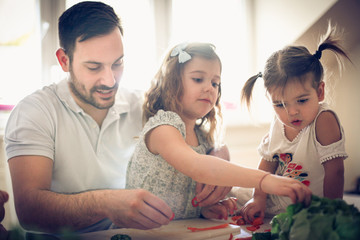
[
  {"left": 332, "top": 44, "right": 360, "bottom": 191},
  {"left": 225, "top": 0, "right": 360, "bottom": 192},
  {"left": 254, "top": 0, "right": 337, "bottom": 70}
]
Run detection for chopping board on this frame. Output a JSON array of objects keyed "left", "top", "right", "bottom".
[{"left": 78, "top": 218, "right": 240, "bottom": 240}]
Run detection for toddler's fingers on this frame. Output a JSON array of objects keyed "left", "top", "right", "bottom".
[
  {"left": 219, "top": 198, "right": 237, "bottom": 215},
  {"left": 240, "top": 204, "right": 254, "bottom": 223},
  {"left": 286, "top": 185, "right": 298, "bottom": 203},
  {"left": 0, "top": 191, "right": 9, "bottom": 204},
  {"left": 290, "top": 181, "right": 311, "bottom": 204},
  {"left": 303, "top": 185, "right": 312, "bottom": 206}
]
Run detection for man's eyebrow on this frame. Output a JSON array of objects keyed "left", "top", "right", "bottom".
[
  {"left": 84, "top": 61, "right": 101, "bottom": 65},
  {"left": 84, "top": 55, "right": 124, "bottom": 65},
  {"left": 114, "top": 55, "right": 124, "bottom": 62}
]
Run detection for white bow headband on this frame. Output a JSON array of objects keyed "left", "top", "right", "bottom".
[{"left": 170, "top": 43, "right": 192, "bottom": 63}]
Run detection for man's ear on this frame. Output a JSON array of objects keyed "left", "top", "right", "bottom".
[
  {"left": 317, "top": 81, "right": 325, "bottom": 101},
  {"left": 56, "top": 48, "right": 70, "bottom": 72}
]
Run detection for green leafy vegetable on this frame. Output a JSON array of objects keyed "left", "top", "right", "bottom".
[
  {"left": 110, "top": 233, "right": 132, "bottom": 240},
  {"left": 271, "top": 195, "right": 360, "bottom": 240},
  {"left": 251, "top": 231, "right": 271, "bottom": 240}
]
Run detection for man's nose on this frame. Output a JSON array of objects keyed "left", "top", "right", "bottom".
[{"left": 101, "top": 67, "right": 116, "bottom": 87}]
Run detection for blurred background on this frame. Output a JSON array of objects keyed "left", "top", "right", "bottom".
[{"left": 0, "top": 0, "right": 359, "bottom": 229}]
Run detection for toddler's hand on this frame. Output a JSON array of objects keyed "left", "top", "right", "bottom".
[
  {"left": 239, "top": 197, "right": 266, "bottom": 224},
  {"left": 260, "top": 174, "right": 311, "bottom": 205},
  {"left": 200, "top": 197, "right": 237, "bottom": 220},
  {"left": 0, "top": 190, "right": 9, "bottom": 222}
]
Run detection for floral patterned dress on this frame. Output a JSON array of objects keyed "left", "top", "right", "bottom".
[{"left": 126, "top": 110, "right": 212, "bottom": 219}]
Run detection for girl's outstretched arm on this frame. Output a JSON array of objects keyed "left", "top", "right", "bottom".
[
  {"left": 240, "top": 159, "right": 277, "bottom": 223},
  {"left": 195, "top": 145, "right": 232, "bottom": 207},
  {"left": 146, "top": 125, "right": 312, "bottom": 205}
]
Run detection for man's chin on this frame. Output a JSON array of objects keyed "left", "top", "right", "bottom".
[{"left": 95, "top": 101, "right": 115, "bottom": 109}]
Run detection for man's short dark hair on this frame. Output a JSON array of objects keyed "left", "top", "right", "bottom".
[{"left": 58, "top": 1, "right": 123, "bottom": 61}]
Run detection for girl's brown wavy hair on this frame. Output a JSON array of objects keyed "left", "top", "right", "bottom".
[{"left": 143, "top": 42, "right": 223, "bottom": 146}]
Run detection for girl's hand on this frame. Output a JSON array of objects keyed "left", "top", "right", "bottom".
[
  {"left": 195, "top": 183, "right": 232, "bottom": 207},
  {"left": 200, "top": 197, "right": 237, "bottom": 220},
  {"left": 260, "top": 174, "right": 312, "bottom": 205},
  {"left": 239, "top": 197, "right": 266, "bottom": 224}
]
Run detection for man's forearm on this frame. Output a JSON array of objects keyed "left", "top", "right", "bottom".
[{"left": 17, "top": 189, "right": 109, "bottom": 233}]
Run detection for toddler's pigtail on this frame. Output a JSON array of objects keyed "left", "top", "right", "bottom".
[
  {"left": 313, "top": 23, "right": 352, "bottom": 71},
  {"left": 241, "top": 72, "right": 262, "bottom": 109}
]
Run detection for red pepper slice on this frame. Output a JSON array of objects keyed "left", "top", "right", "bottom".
[
  {"left": 191, "top": 197, "right": 199, "bottom": 207},
  {"left": 187, "top": 223, "right": 229, "bottom": 232},
  {"left": 252, "top": 217, "right": 263, "bottom": 226},
  {"left": 231, "top": 215, "right": 243, "bottom": 221},
  {"left": 246, "top": 225, "right": 260, "bottom": 232}
]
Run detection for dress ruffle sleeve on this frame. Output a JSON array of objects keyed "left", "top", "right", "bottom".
[
  {"left": 142, "top": 110, "right": 186, "bottom": 139},
  {"left": 313, "top": 108, "right": 348, "bottom": 164}
]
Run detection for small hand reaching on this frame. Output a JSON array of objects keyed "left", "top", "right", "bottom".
[
  {"left": 259, "top": 174, "right": 312, "bottom": 205},
  {"left": 239, "top": 197, "right": 266, "bottom": 224},
  {"left": 200, "top": 197, "right": 237, "bottom": 220},
  {"left": 195, "top": 183, "right": 232, "bottom": 207}
]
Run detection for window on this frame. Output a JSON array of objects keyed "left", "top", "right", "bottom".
[
  {"left": 1, "top": 0, "right": 273, "bottom": 126},
  {"left": 0, "top": 0, "right": 42, "bottom": 105},
  {"left": 170, "top": 0, "right": 273, "bottom": 125}
]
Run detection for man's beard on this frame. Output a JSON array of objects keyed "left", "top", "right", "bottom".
[{"left": 69, "top": 70, "right": 118, "bottom": 110}]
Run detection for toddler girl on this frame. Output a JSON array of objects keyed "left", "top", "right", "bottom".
[{"left": 240, "top": 24, "right": 351, "bottom": 223}]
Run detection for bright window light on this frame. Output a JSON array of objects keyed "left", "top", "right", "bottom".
[{"left": 170, "top": 0, "right": 272, "bottom": 126}]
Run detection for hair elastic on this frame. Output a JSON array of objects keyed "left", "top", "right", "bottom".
[
  {"left": 257, "top": 72, "right": 263, "bottom": 78},
  {"left": 313, "top": 50, "right": 322, "bottom": 60}
]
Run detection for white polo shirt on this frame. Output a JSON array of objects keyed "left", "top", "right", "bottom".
[{"left": 5, "top": 79, "right": 143, "bottom": 193}]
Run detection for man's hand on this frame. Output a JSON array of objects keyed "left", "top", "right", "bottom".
[{"left": 105, "top": 189, "right": 174, "bottom": 230}]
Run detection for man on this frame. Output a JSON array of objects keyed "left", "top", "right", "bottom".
[{"left": 4, "top": 1, "right": 230, "bottom": 237}]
